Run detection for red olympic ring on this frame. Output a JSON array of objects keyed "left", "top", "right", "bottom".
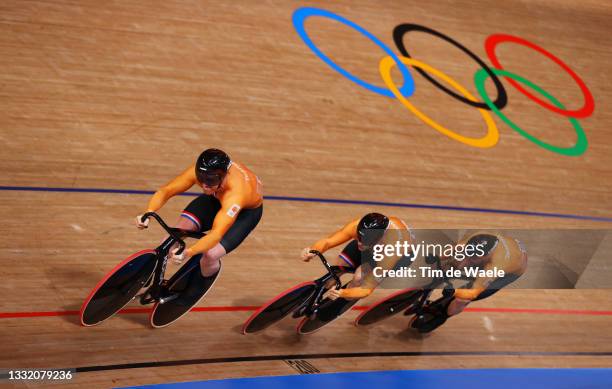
[{"left": 485, "top": 34, "right": 595, "bottom": 118}]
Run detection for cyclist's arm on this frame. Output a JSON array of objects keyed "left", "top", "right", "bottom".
[
  {"left": 336, "top": 269, "right": 381, "bottom": 299},
  {"left": 335, "top": 232, "right": 408, "bottom": 299},
  {"left": 146, "top": 165, "right": 196, "bottom": 212},
  {"left": 185, "top": 198, "right": 242, "bottom": 256},
  {"left": 454, "top": 264, "right": 496, "bottom": 301},
  {"left": 337, "top": 286, "right": 374, "bottom": 299},
  {"left": 448, "top": 232, "right": 498, "bottom": 313},
  {"left": 449, "top": 272, "right": 489, "bottom": 315},
  {"left": 311, "top": 219, "right": 359, "bottom": 253}
]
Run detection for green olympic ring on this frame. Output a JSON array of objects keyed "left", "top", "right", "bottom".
[{"left": 475, "top": 68, "right": 588, "bottom": 156}]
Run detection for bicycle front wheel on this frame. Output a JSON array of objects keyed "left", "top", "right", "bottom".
[
  {"left": 354, "top": 288, "right": 424, "bottom": 326},
  {"left": 242, "top": 282, "right": 317, "bottom": 334},
  {"left": 80, "top": 249, "right": 157, "bottom": 326}
]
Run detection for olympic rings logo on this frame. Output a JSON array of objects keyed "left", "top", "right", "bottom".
[{"left": 292, "top": 7, "right": 595, "bottom": 156}]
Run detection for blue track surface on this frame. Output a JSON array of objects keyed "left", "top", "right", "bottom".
[{"left": 121, "top": 368, "right": 612, "bottom": 389}]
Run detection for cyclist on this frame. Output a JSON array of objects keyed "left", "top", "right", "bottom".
[
  {"left": 301, "top": 212, "right": 414, "bottom": 300},
  {"left": 411, "top": 231, "right": 527, "bottom": 333},
  {"left": 135, "top": 148, "right": 263, "bottom": 291}
]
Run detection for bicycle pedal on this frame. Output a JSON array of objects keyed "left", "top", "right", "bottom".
[
  {"left": 410, "top": 314, "right": 424, "bottom": 329},
  {"left": 298, "top": 307, "right": 316, "bottom": 319},
  {"left": 308, "top": 307, "right": 320, "bottom": 320},
  {"left": 139, "top": 288, "right": 160, "bottom": 305},
  {"left": 140, "top": 294, "right": 155, "bottom": 305},
  {"left": 291, "top": 299, "right": 312, "bottom": 319}
]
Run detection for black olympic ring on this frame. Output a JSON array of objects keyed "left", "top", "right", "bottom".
[{"left": 393, "top": 24, "right": 508, "bottom": 110}]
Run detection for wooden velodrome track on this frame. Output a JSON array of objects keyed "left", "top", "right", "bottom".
[{"left": 1, "top": 0, "right": 612, "bottom": 387}]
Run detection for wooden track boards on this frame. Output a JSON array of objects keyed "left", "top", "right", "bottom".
[{"left": 1, "top": 0, "right": 611, "bottom": 387}]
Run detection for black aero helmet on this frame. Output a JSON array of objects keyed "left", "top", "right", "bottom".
[
  {"left": 357, "top": 213, "right": 390, "bottom": 247},
  {"left": 195, "top": 148, "right": 231, "bottom": 187},
  {"left": 466, "top": 234, "right": 498, "bottom": 257}
]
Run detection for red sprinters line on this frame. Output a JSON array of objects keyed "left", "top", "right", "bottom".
[
  {"left": 0, "top": 310, "right": 80, "bottom": 318},
  {"left": 1, "top": 305, "right": 612, "bottom": 319},
  {"left": 463, "top": 307, "right": 612, "bottom": 315}
]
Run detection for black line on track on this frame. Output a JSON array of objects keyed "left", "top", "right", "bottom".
[{"left": 71, "top": 351, "right": 612, "bottom": 373}]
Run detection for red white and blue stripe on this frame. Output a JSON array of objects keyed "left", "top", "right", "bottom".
[
  {"left": 339, "top": 252, "right": 355, "bottom": 268},
  {"left": 180, "top": 211, "right": 201, "bottom": 230}
]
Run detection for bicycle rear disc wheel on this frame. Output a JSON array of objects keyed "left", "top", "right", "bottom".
[
  {"left": 149, "top": 256, "right": 218, "bottom": 328},
  {"left": 80, "top": 250, "right": 157, "bottom": 326},
  {"left": 242, "top": 282, "right": 317, "bottom": 334},
  {"left": 354, "top": 289, "right": 423, "bottom": 326}
]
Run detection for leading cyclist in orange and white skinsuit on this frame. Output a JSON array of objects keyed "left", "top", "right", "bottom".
[{"left": 135, "top": 148, "right": 263, "bottom": 286}]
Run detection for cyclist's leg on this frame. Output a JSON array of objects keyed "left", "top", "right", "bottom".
[
  {"left": 177, "top": 195, "right": 221, "bottom": 287},
  {"left": 179, "top": 194, "right": 220, "bottom": 232},
  {"left": 175, "top": 217, "right": 198, "bottom": 232},
  {"left": 320, "top": 240, "right": 362, "bottom": 289},
  {"left": 471, "top": 273, "right": 522, "bottom": 302},
  {"left": 199, "top": 243, "right": 225, "bottom": 277},
  {"left": 337, "top": 240, "right": 361, "bottom": 269},
  {"left": 199, "top": 205, "right": 263, "bottom": 277},
  {"left": 163, "top": 194, "right": 221, "bottom": 255},
  {"left": 348, "top": 266, "right": 364, "bottom": 287},
  {"left": 167, "top": 218, "right": 201, "bottom": 255},
  {"left": 439, "top": 273, "right": 522, "bottom": 321}
]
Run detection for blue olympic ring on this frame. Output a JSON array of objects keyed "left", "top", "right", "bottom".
[{"left": 292, "top": 7, "right": 415, "bottom": 98}]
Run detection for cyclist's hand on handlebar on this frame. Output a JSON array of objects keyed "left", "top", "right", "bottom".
[
  {"left": 301, "top": 247, "right": 316, "bottom": 262},
  {"left": 135, "top": 214, "right": 150, "bottom": 229},
  {"left": 324, "top": 278, "right": 338, "bottom": 289},
  {"left": 168, "top": 247, "right": 189, "bottom": 265},
  {"left": 327, "top": 288, "right": 342, "bottom": 300}
]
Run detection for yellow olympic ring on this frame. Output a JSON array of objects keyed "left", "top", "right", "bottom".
[{"left": 379, "top": 56, "right": 499, "bottom": 148}]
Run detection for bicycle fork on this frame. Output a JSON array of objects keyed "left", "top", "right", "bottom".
[
  {"left": 139, "top": 236, "right": 178, "bottom": 305},
  {"left": 292, "top": 273, "right": 334, "bottom": 319}
]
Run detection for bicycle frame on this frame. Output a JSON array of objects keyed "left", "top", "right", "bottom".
[
  {"left": 137, "top": 212, "right": 205, "bottom": 305},
  {"left": 292, "top": 250, "right": 345, "bottom": 318},
  {"left": 406, "top": 255, "right": 474, "bottom": 317}
]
